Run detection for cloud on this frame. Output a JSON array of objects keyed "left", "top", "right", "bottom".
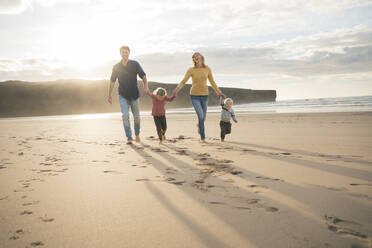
[
  {"left": 0, "top": 0, "right": 30, "bottom": 14},
  {"left": 1, "top": 26, "right": 371, "bottom": 82},
  {"left": 136, "top": 27, "right": 372, "bottom": 77}
]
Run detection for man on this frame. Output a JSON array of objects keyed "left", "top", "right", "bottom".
[{"left": 108, "top": 45, "right": 149, "bottom": 144}]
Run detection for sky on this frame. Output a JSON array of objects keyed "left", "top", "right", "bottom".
[{"left": 0, "top": 0, "right": 372, "bottom": 100}]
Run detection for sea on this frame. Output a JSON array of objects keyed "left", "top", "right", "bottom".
[
  {"left": 169, "top": 95, "right": 372, "bottom": 115},
  {"left": 1, "top": 95, "right": 372, "bottom": 121}
]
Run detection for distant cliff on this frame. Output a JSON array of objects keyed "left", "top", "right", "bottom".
[{"left": 0, "top": 80, "right": 276, "bottom": 117}]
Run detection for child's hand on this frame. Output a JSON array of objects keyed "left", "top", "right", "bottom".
[{"left": 172, "top": 88, "right": 179, "bottom": 96}]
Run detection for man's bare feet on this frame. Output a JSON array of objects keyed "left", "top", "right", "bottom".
[
  {"left": 126, "top": 140, "right": 133, "bottom": 144},
  {"left": 135, "top": 136, "right": 141, "bottom": 142},
  {"left": 162, "top": 134, "right": 166, "bottom": 141},
  {"left": 159, "top": 140, "right": 163, "bottom": 145}
]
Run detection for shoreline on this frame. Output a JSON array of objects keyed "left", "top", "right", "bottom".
[{"left": 1, "top": 110, "right": 372, "bottom": 122}]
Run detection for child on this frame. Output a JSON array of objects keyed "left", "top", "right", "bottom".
[
  {"left": 145, "top": 87, "right": 176, "bottom": 144},
  {"left": 220, "top": 97, "right": 238, "bottom": 142}
]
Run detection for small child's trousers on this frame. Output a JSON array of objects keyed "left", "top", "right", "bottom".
[
  {"left": 220, "top": 121, "right": 231, "bottom": 140},
  {"left": 153, "top": 116, "right": 167, "bottom": 140}
]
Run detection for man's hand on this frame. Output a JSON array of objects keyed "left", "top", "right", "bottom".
[
  {"left": 108, "top": 95, "right": 112, "bottom": 104},
  {"left": 144, "top": 87, "right": 150, "bottom": 95}
]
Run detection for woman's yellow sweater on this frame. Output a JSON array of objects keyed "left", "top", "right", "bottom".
[{"left": 177, "top": 66, "right": 222, "bottom": 96}]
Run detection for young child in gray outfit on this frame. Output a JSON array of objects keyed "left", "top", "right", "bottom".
[{"left": 220, "top": 97, "right": 238, "bottom": 141}]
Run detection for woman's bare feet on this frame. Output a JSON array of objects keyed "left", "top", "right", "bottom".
[
  {"left": 135, "top": 136, "right": 141, "bottom": 142},
  {"left": 162, "top": 134, "right": 166, "bottom": 141},
  {"left": 126, "top": 140, "right": 133, "bottom": 144}
]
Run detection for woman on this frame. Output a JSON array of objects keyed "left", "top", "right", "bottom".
[{"left": 173, "top": 52, "right": 226, "bottom": 142}]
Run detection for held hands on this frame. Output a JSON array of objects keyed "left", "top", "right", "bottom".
[
  {"left": 172, "top": 88, "right": 179, "bottom": 97},
  {"left": 143, "top": 86, "right": 150, "bottom": 95},
  {"left": 219, "top": 92, "right": 226, "bottom": 99},
  {"left": 234, "top": 120, "right": 238, "bottom": 123}
]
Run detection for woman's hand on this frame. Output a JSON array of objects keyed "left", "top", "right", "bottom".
[{"left": 172, "top": 87, "right": 179, "bottom": 96}]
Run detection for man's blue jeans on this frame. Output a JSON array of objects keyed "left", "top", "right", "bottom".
[
  {"left": 119, "top": 95, "right": 140, "bottom": 141},
  {"left": 191, "top": 95, "right": 208, "bottom": 140}
]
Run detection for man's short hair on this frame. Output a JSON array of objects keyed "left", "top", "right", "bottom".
[{"left": 120, "top": 46, "right": 130, "bottom": 52}]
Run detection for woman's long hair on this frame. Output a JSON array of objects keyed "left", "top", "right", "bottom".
[{"left": 192, "top": 52, "right": 206, "bottom": 68}]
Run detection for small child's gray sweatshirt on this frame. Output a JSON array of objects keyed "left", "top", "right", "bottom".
[{"left": 221, "top": 106, "right": 237, "bottom": 122}]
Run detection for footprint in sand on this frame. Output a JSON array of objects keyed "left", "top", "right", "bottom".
[
  {"left": 9, "top": 229, "right": 24, "bottom": 240},
  {"left": 217, "top": 147, "right": 233, "bottom": 150},
  {"left": 220, "top": 159, "right": 234, "bottom": 163},
  {"left": 256, "top": 176, "right": 283, "bottom": 182},
  {"left": 166, "top": 179, "right": 185, "bottom": 185},
  {"left": 280, "top": 152, "right": 291, "bottom": 155},
  {"left": 230, "top": 170, "right": 243, "bottom": 175},
  {"left": 103, "top": 170, "right": 123, "bottom": 174},
  {"left": 20, "top": 210, "right": 33, "bottom": 215},
  {"left": 151, "top": 148, "right": 168, "bottom": 152},
  {"left": 350, "top": 183, "right": 372, "bottom": 187},
  {"left": 242, "top": 149, "right": 256, "bottom": 152},
  {"left": 0, "top": 196, "right": 9, "bottom": 200},
  {"left": 40, "top": 216, "right": 54, "bottom": 222},
  {"left": 136, "top": 178, "right": 150, "bottom": 181},
  {"left": 176, "top": 149, "right": 188, "bottom": 155},
  {"left": 209, "top": 201, "right": 226, "bottom": 205},
  {"left": 265, "top": 207, "right": 279, "bottom": 212},
  {"left": 247, "top": 184, "right": 269, "bottom": 193},
  {"left": 326, "top": 187, "right": 347, "bottom": 191},
  {"left": 165, "top": 168, "right": 178, "bottom": 174},
  {"left": 235, "top": 206, "right": 251, "bottom": 210},
  {"left": 172, "top": 181, "right": 186, "bottom": 185},
  {"left": 30, "top": 241, "right": 44, "bottom": 246},
  {"left": 324, "top": 215, "right": 367, "bottom": 240}
]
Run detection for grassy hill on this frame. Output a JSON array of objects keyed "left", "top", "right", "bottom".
[{"left": 0, "top": 79, "right": 276, "bottom": 117}]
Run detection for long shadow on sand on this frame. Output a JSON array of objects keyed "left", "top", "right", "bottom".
[
  {"left": 213, "top": 141, "right": 372, "bottom": 182},
  {"left": 130, "top": 142, "right": 370, "bottom": 248},
  {"left": 129, "top": 144, "right": 252, "bottom": 248},
  {"left": 161, "top": 142, "right": 372, "bottom": 244},
  {"left": 228, "top": 141, "right": 372, "bottom": 166}
]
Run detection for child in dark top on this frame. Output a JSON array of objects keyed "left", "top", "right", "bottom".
[
  {"left": 220, "top": 97, "right": 238, "bottom": 142},
  {"left": 145, "top": 87, "right": 176, "bottom": 144}
]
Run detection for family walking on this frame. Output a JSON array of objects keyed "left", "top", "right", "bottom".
[{"left": 108, "top": 46, "right": 237, "bottom": 144}]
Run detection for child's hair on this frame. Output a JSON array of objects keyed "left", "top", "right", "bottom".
[
  {"left": 224, "top": 98, "right": 233, "bottom": 105},
  {"left": 153, "top": 87, "right": 167, "bottom": 96}
]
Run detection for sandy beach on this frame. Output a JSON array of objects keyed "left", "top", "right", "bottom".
[{"left": 0, "top": 111, "right": 371, "bottom": 248}]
